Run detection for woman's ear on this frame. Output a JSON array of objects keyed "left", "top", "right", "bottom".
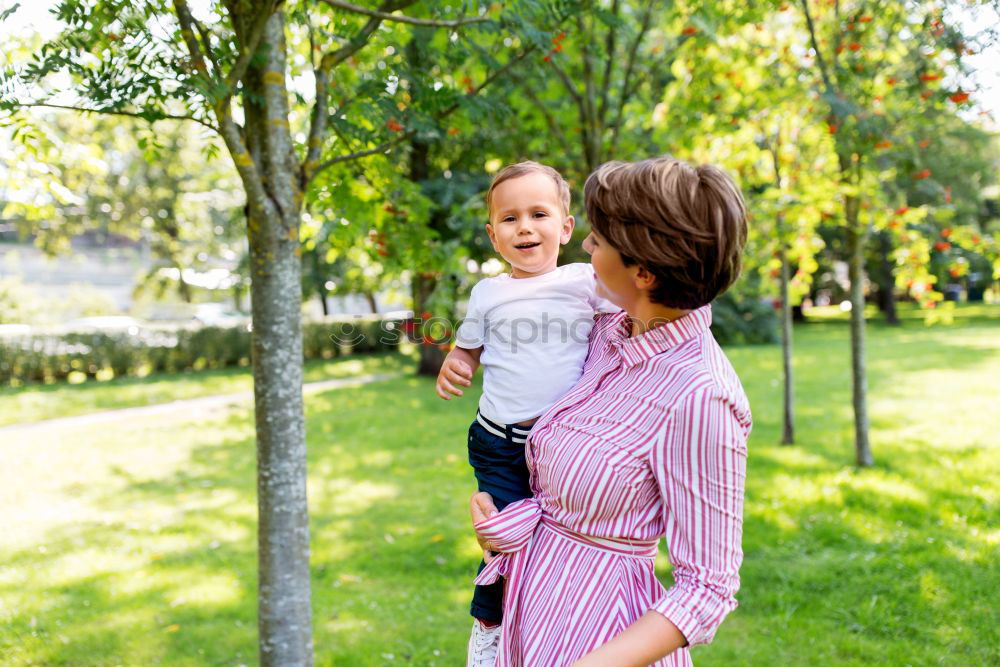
[
  {"left": 560, "top": 215, "right": 575, "bottom": 245},
  {"left": 633, "top": 265, "right": 657, "bottom": 291}
]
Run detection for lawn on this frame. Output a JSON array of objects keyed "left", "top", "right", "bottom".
[
  {"left": 0, "top": 351, "right": 412, "bottom": 427},
  {"left": 1, "top": 306, "right": 997, "bottom": 665}
]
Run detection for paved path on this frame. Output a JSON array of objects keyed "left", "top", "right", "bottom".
[{"left": 0, "top": 372, "right": 403, "bottom": 434}]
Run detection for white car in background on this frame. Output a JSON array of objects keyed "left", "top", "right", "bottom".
[
  {"left": 192, "top": 303, "right": 249, "bottom": 328},
  {"left": 64, "top": 316, "right": 145, "bottom": 335}
]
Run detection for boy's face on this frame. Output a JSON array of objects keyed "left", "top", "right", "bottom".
[{"left": 486, "top": 172, "right": 575, "bottom": 279}]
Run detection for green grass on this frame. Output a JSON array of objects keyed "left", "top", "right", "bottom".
[
  {"left": 0, "top": 351, "right": 413, "bottom": 427},
  {"left": 0, "top": 307, "right": 997, "bottom": 665}
]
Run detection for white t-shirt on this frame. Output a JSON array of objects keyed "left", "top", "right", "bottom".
[{"left": 455, "top": 263, "right": 620, "bottom": 425}]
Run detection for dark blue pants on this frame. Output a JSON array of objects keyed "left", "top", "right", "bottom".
[{"left": 467, "top": 413, "right": 533, "bottom": 624}]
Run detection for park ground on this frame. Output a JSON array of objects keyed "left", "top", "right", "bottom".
[{"left": 0, "top": 305, "right": 998, "bottom": 666}]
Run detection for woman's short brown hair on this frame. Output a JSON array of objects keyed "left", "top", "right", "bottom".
[{"left": 584, "top": 156, "right": 748, "bottom": 310}]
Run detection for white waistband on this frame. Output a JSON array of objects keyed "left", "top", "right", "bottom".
[{"left": 476, "top": 412, "right": 529, "bottom": 443}]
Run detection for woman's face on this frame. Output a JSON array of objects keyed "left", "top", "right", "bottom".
[{"left": 582, "top": 230, "right": 640, "bottom": 309}]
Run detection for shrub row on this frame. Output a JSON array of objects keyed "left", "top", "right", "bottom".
[
  {"left": 0, "top": 317, "right": 407, "bottom": 386},
  {"left": 1, "top": 298, "right": 777, "bottom": 386},
  {"left": 710, "top": 293, "right": 780, "bottom": 346}
]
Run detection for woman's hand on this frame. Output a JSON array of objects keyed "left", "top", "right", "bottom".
[{"left": 470, "top": 491, "right": 499, "bottom": 563}]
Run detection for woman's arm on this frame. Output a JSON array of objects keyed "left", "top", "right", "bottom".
[
  {"left": 470, "top": 491, "right": 498, "bottom": 563},
  {"left": 571, "top": 612, "right": 686, "bottom": 667}
]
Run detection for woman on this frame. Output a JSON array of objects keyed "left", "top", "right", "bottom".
[{"left": 470, "top": 156, "right": 752, "bottom": 666}]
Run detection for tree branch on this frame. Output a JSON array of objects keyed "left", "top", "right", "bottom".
[
  {"left": 172, "top": 0, "right": 214, "bottom": 86},
  {"left": 317, "top": 0, "right": 488, "bottom": 27},
  {"left": 301, "top": 17, "right": 328, "bottom": 184},
  {"left": 218, "top": 105, "right": 274, "bottom": 220},
  {"left": 832, "top": 0, "right": 843, "bottom": 66},
  {"left": 306, "top": 40, "right": 535, "bottom": 187},
  {"left": 598, "top": 0, "right": 620, "bottom": 123},
  {"left": 799, "top": 0, "right": 835, "bottom": 93},
  {"left": 310, "top": 137, "right": 406, "bottom": 177},
  {"left": 609, "top": 0, "right": 654, "bottom": 156},
  {"left": 303, "top": 1, "right": 412, "bottom": 183},
  {"left": 547, "top": 57, "right": 584, "bottom": 108},
  {"left": 13, "top": 102, "right": 217, "bottom": 131},
  {"left": 225, "top": 5, "right": 277, "bottom": 97},
  {"left": 195, "top": 21, "right": 223, "bottom": 79},
  {"left": 320, "top": 1, "right": 408, "bottom": 70},
  {"left": 510, "top": 71, "right": 574, "bottom": 157},
  {"left": 438, "top": 43, "right": 537, "bottom": 117},
  {"left": 578, "top": 7, "right": 599, "bottom": 166}
]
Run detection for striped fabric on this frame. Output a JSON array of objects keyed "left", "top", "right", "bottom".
[{"left": 473, "top": 305, "right": 751, "bottom": 666}]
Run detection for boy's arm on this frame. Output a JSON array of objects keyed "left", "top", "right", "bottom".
[{"left": 435, "top": 345, "right": 483, "bottom": 400}]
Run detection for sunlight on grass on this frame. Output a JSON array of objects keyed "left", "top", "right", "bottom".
[
  {"left": 311, "top": 478, "right": 400, "bottom": 515},
  {"left": 842, "top": 473, "right": 928, "bottom": 507}
]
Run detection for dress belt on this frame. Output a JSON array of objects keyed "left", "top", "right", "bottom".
[
  {"left": 473, "top": 498, "right": 658, "bottom": 666},
  {"left": 538, "top": 514, "right": 658, "bottom": 558},
  {"left": 474, "top": 498, "right": 658, "bottom": 585}
]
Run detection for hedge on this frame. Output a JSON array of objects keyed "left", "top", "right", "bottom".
[
  {"left": 0, "top": 316, "right": 408, "bottom": 386},
  {"left": 710, "top": 292, "right": 780, "bottom": 346}
]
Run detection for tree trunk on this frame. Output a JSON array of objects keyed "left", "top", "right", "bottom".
[
  {"left": 779, "top": 242, "right": 795, "bottom": 445},
  {"left": 364, "top": 290, "right": 378, "bottom": 314},
  {"left": 405, "top": 72, "right": 446, "bottom": 377},
  {"left": 412, "top": 271, "right": 446, "bottom": 376},
  {"left": 242, "top": 13, "right": 313, "bottom": 665},
  {"left": 314, "top": 260, "right": 329, "bottom": 316},
  {"left": 877, "top": 231, "right": 899, "bottom": 325},
  {"left": 177, "top": 264, "right": 193, "bottom": 303},
  {"left": 845, "top": 201, "right": 873, "bottom": 467}
]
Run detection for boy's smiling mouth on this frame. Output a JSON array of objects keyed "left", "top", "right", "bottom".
[{"left": 514, "top": 241, "right": 541, "bottom": 250}]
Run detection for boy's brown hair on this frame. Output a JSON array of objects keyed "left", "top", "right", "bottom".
[
  {"left": 486, "top": 161, "right": 572, "bottom": 220},
  {"left": 584, "top": 156, "right": 748, "bottom": 310}
]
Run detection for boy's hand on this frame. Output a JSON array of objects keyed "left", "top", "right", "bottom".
[{"left": 436, "top": 356, "right": 473, "bottom": 399}]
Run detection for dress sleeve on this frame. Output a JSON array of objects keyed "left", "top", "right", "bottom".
[
  {"left": 648, "top": 387, "right": 748, "bottom": 646},
  {"left": 455, "top": 284, "right": 485, "bottom": 349}
]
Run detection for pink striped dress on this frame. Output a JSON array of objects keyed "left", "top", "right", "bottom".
[{"left": 474, "top": 305, "right": 751, "bottom": 666}]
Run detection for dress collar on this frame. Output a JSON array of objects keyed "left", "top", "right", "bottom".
[{"left": 610, "top": 305, "right": 712, "bottom": 368}]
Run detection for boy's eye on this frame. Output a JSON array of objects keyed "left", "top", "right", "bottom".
[
  {"left": 533, "top": 211, "right": 548, "bottom": 218},
  {"left": 502, "top": 216, "right": 515, "bottom": 223}
]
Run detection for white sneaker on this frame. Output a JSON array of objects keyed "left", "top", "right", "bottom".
[{"left": 466, "top": 619, "right": 501, "bottom": 667}]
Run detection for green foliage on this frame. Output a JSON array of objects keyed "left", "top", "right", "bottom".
[
  {"left": 710, "top": 291, "right": 780, "bottom": 345},
  {"left": 0, "top": 276, "right": 41, "bottom": 324}
]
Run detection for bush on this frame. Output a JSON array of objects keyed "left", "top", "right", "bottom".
[
  {"left": 0, "top": 316, "right": 408, "bottom": 386},
  {"left": 710, "top": 292, "right": 780, "bottom": 345}
]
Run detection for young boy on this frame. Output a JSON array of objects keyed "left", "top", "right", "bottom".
[{"left": 435, "top": 161, "right": 618, "bottom": 666}]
